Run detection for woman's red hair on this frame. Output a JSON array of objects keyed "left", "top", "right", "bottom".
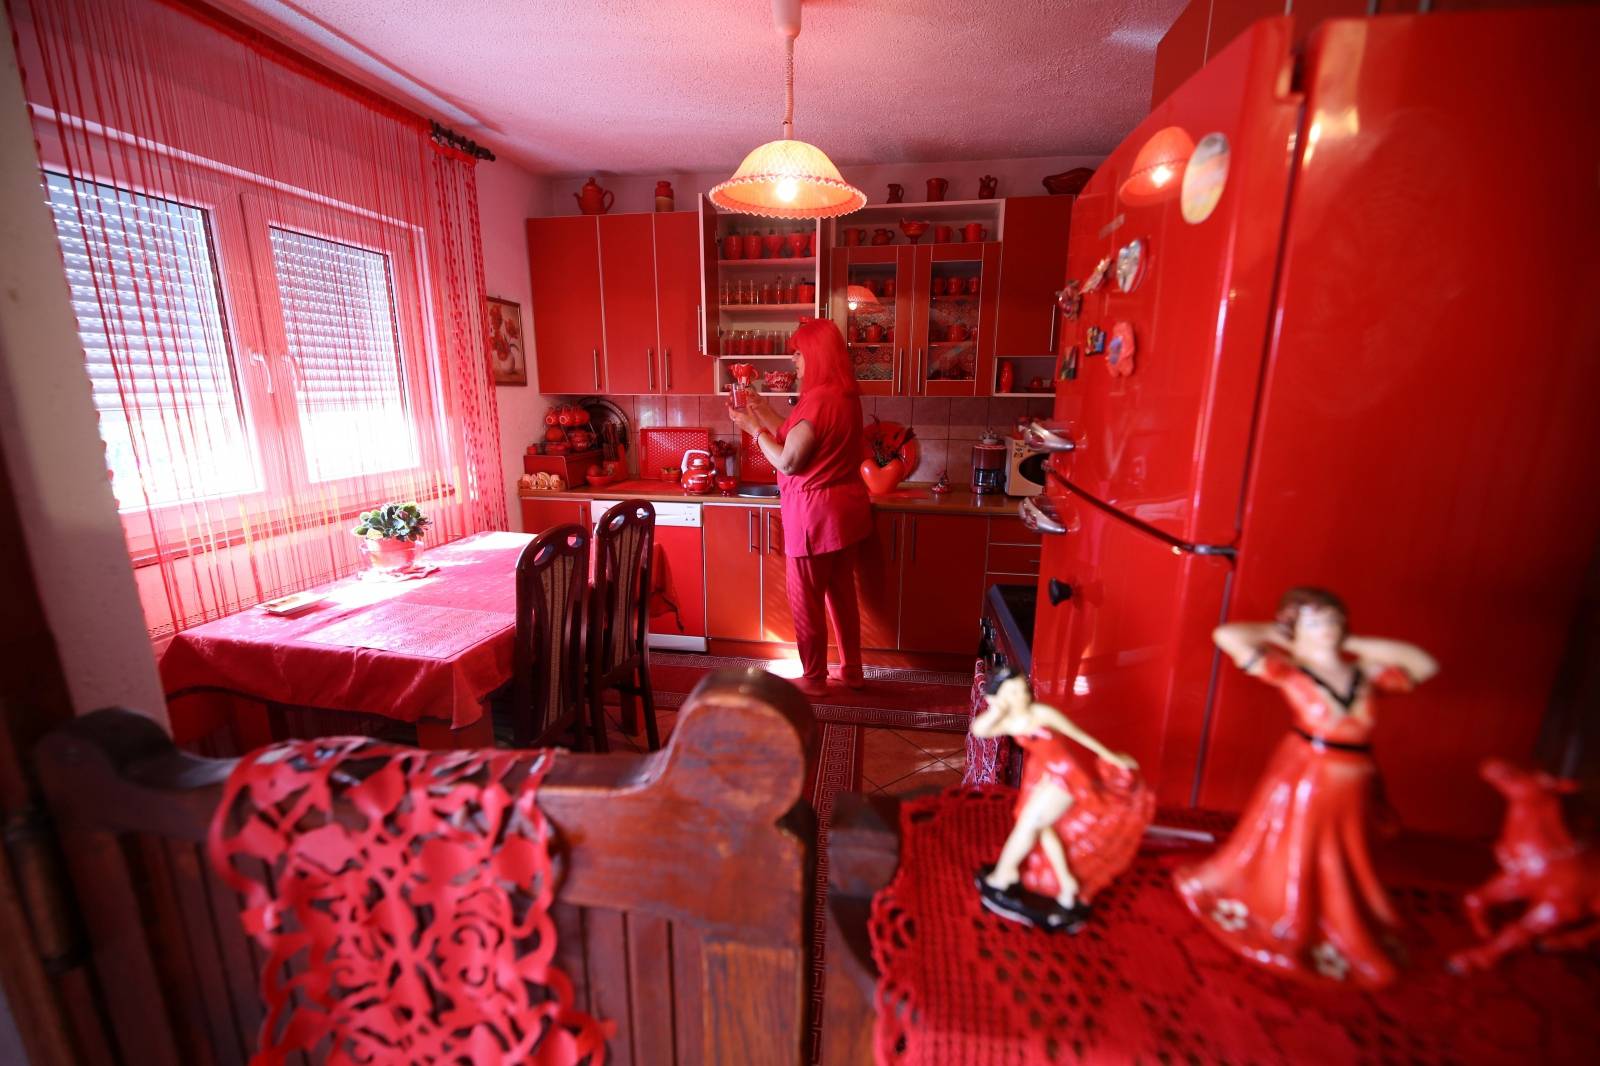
[{"left": 792, "top": 318, "right": 859, "bottom": 398}]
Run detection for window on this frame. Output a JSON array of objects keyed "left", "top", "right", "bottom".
[
  {"left": 45, "top": 172, "right": 257, "bottom": 509},
  {"left": 270, "top": 227, "right": 418, "bottom": 482}
]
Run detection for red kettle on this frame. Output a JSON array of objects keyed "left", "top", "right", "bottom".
[
  {"left": 681, "top": 449, "right": 715, "bottom": 494},
  {"left": 575, "top": 176, "right": 614, "bottom": 215}
]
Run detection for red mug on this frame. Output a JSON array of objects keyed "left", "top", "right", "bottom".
[
  {"left": 722, "top": 234, "right": 742, "bottom": 260},
  {"left": 865, "top": 324, "right": 885, "bottom": 343},
  {"left": 934, "top": 225, "right": 952, "bottom": 243},
  {"left": 966, "top": 275, "right": 981, "bottom": 295},
  {"left": 962, "top": 223, "right": 986, "bottom": 242},
  {"left": 796, "top": 280, "right": 816, "bottom": 302},
  {"left": 844, "top": 227, "right": 865, "bottom": 246}
]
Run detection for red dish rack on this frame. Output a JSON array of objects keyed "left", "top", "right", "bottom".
[
  {"left": 740, "top": 429, "right": 777, "bottom": 483},
  {"left": 639, "top": 427, "right": 712, "bottom": 478}
]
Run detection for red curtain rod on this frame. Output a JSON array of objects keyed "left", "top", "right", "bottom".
[{"left": 154, "top": 0, "right": 434, "bottom": 134}]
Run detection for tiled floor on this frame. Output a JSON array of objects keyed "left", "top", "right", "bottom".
[
  {"left": 600, "top": 706, "right": 966, "bottom": 799},
  {"left": 861, "top": 727, "right": 966, "bottom": 796}
]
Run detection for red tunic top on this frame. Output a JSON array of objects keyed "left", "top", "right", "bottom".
[{"left": 776, "top": 387, "right": 872, "bottom": 556}]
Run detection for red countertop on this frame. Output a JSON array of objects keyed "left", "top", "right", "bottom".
[{"left": 520, "top": 479, "right": 1028, "bottom": 518}]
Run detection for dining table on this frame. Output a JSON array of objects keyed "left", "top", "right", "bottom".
[{"left": 160, "top": 531, "right": 535, "bottom": 750}]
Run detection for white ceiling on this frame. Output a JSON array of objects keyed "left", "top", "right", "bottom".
[{"left": 215, "top": 0, "right": 1187, "bottom": 175}]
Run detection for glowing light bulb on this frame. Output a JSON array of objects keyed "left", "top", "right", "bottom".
[
  {"left": 775, "top": 176, "right": 800, "bottom": 203},
  {"left": 1150, "top": 164, "right": 1174, "bottom": 187},
  {"left": 847, "top": 299, "right": 859, "bottom": 311}
]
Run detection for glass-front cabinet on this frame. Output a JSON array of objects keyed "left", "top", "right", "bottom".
[{"left": 830, "top": 232, "right": 1000, "bottom": 397}]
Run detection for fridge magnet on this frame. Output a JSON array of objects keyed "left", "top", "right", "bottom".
[
  {"left": 1114, "top": 238, "right": 1146, "bottom": 293},
  {"left": 1175, "top": 587, "right": 1439, "bottom": 988},
  {"left": 1107, "top": 321, "right": 1136, "bottom": 377},
  {"left": 971, "top": 669, "right": 1154, "bottom": 932},
  {"left": 1082, "top": 255, "right": 1111, "bottom": 294},
  {"left": 486, "top": 297, "right": 527, "bottom": 386},
  {"left": 1056, "top": 280, "right": 1082, "bottom": 320},
  {"left": 1180, "top": 132, "right": 1230, "bottom": 225},
  {"left": 1085, "top": 326, "right": 1107, "bottom": 355},
  {"left": 1059, "top": 346, "right": 1080, "bottom": 381},
  {"left": 1448, "top": 759, "right": 1598, "bottom": 973}
]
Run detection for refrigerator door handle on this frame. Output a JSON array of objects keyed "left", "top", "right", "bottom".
[
  {"left": 1019, "top": 495, "right": 1074, "bottom": 536},
  {"left": 1023, "top": 420, "right": 1080, "bottom": 452}
]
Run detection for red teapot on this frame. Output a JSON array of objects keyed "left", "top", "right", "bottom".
[
  {"left": 574, "top": 177, "right": 614, "bottom": 215},
  {"left": 872, "top": 228, "right": 894, "bottom": 245},
  {"left": 681, "top": 449, "right": 716, "bottom": 495}
]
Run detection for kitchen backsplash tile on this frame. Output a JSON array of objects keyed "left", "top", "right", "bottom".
[{"left": 529, "top": 391, "right": 1050, "bottom": 477}]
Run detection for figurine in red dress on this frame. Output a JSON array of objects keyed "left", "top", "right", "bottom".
[
  {"left": 972, "top": 670, "right": 1154, "bottom": 932},
  {"left": 1176, "top": 588, "right": 1438, "bottom": 988}
]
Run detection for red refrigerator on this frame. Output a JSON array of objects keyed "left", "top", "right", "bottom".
[{"left": 1025, "top": 8, "right": 1600, "bottom": 836}]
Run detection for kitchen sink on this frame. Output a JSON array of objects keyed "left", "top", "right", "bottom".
[{"left": 736, "top": 484, "right": 779, "bottom": 499}]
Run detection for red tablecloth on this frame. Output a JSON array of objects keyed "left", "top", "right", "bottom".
[
  {"left": 869, "top": 789, "right": 1600, "bottom": 1066},
  {"left": 160, "top": 532, "right": 534, "bottom": 736}
]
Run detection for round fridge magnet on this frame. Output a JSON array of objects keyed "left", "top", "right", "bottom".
[
  {"left": 1181, "top": 132, "right": 1230, "bottom": 224},
  {"left": 1107, "top": 321, "right": 1136, "bottom": 377}
]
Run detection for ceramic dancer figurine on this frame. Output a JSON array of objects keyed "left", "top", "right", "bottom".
[
  {"left": 1449, "top": 758, "right": 1599, "bottom": 973},
  {"left": 1176, "top": 587, "right": 1438, "bottom": 988},
  {"left": 972, "top": 669, "right": 1152, "bottom": 933}
]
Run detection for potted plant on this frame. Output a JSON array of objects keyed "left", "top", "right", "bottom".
[
  {"left": 352, "top": 501, "right": 431, "bottom": 573},
  {"left": 860, "top": 420, "right": 917, "bottom": 496}
]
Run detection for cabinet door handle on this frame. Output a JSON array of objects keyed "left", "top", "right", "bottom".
[
  {"left": 889, "top": 516, "right": 898, "bottom": 561},
  {"left": 646, "top": 347, "right": 655, "bottom": 390},
  {"left": 592, "top": 347, "right": 600, "bottom": 389},
  {"left": 916, "top": 348, "right": 925, "bottom": 395},
  {"left": 893, "top": 346, "right": 902, "bottom": 394},
  {"left": 1048, "top": 291, "right": 1062, "bottom": 353},
  {"left": 909, "top": 516, "right": 917, "bottom": 561},
  {"left": 696, "top": 304, "right": 704, "bottom": 354},
  {"left": 748, "top": 509, "right": 757, "bottom": 553},
  {"left": 664, "top": 347, "right": 673, "bottom": 391}
]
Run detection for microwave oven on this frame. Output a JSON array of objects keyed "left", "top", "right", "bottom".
[{"left": 1006, "top": 438, "right": 1047, "bottom": 497}]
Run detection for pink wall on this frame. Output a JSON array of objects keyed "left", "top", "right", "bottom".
[{"left": 539, "top": 153, "right": 1101, "bottom": 216}]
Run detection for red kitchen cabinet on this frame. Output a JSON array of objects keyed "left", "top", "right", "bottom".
[
  {"left": 833, "top": 246, "right": 916, "bottom": 397},
  {"left": 993, "top": 196, "right": 1074, "bottom": 359},
  {"left": 705, "top": 505, "right": 762, "bottom": 641},
  {"left": 520, "top": 497, "right": 589, "bottom": 536},
  {"left": 761, "top": 509, "right": 796, "bottom": 643},
  {"left": 597, "top": 214, "right": 658, "bottom": 394},
  {"left": 896, "top": 513, "right": 988, "bottom": 654},
  {"left": 856, "top": 511, "right": 903, "bottom": 649},
  {"left": 527, "top": 217, "right": 605, "bottom": 393},
  {"left": 653, "top": 212, "right": 713, "bottom": 394}
]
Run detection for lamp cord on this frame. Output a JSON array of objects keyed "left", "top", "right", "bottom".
[{"left": 782, "top": 34, "right": 795, "bottom": 139}]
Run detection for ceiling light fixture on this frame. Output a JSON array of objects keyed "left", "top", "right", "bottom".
[{"left": 709, "top": 0, "right": 866, "bottom": 219}]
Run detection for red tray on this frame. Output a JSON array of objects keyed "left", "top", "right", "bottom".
[{"left": 639, "top": 427, "right": 712, "bottom": 478}]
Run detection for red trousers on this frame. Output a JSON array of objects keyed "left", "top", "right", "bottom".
[{"left": 784, "top": 544, "right": 863, "bottom": 683}]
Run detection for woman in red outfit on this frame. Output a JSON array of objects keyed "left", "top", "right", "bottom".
[
  {"left": 728, "top": 319, "right": 871, "bottom": 698},
  {"left": 1176, "top": 587, "right": 1438, "bottom": 988}
]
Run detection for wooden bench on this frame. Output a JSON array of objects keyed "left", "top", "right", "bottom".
[{"left": 34, "top": 668, "right": 816, "bottom": 1065}]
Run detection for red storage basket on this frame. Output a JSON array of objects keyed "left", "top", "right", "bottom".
[{"left": 639, "top": 427, "right": 712, "bottom": 478}]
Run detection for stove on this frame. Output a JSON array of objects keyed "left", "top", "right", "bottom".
[{"left": 966, "top": 582, "right": 1037, "bottom": 786}]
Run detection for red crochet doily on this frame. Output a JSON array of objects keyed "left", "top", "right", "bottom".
[
  {"left": 208, "top": 737, "right": 610, "bottom": 1065},
  {"left": 869, "top": 788, "right": 1600, "bottom": 1065}
]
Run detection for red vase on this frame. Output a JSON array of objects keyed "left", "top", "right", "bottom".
[
  {"left": 860, "top": 457, "right": 907, "bottom": 495},
  {"left": 998, "top": 361, "right": 1015, "bottom": 393}
]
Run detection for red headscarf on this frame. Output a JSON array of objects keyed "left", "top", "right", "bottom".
[{"left": 792, "top": 318, "right": 859, "bottom": 398}]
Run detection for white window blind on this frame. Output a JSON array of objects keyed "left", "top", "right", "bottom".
[
  {"left": 269, "top": 226, "right": 417, "bottom": 482},
  {"left": 46, "top": 171, "right": 257, "bottom": 509}
]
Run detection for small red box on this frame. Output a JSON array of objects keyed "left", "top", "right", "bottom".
[{"left": 523, "top": 449, "right": 601, "bottom": 487}]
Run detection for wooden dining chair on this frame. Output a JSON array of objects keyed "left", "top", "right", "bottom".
[
  {"left": 32, "top": 669, "right": 818, "bottom": 1066},
  {"left": 501, "top": 522, "right": 593, "bottom": 748},
  {"left": 589, "top": 499, "right": 659, "bottom": 751}
]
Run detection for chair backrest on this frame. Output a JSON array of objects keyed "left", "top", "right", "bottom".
[
  {"left": 512, "top": 522, "right": 591, "bottom": 746},
  {"left": 33, "top": 669, "right": 817, "bottom": 1066},
  {"left": 591, "top": 499, "right": 655, "bottom": 676}
]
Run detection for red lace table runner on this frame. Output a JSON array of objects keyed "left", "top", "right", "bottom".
[
  {"left": 209, "top": 737, "right": 609, "bottom": 1064},
  {"left": 869, "top": 788, "right": 1600, "bottom": 1065}
]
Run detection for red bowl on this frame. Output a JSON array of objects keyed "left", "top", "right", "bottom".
[{"left": 714, "top": 474, "right": 739, "bottom": 495}]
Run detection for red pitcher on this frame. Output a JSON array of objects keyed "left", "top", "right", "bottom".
[
  {"left": 926, "top": 177, "right": 949, "bottom": 202},
  {"left": 962, "top": 222, "right": 986, "bottom": 242},
  {"left": 574, "top": 177, "right": 613, "bottom": 215}
]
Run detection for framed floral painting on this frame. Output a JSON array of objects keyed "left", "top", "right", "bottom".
[{"left": 486, "top": 296, "right": 526, "bottom": 386}]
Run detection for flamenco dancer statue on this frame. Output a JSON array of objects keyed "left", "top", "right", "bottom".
[
  {"left": 1176, "top": 588, "right": 1437, "bottom": 988},
  {"left": 972, "top": 669, "right": 1154, "bottom": 932}
]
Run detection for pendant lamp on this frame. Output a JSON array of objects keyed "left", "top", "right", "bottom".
[
  {"left": 1118, "top": 126, "right": 1195, "bottom": 207},
  {"left": 845, "top": 284, "right": 878, "bottom": 311},
  {"left": 709, "top": 0, "right": 866, "bottom": 219}
]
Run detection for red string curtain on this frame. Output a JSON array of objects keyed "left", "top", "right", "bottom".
[{"left": 9, "top": 0, "right": 506, "bottom": 640}]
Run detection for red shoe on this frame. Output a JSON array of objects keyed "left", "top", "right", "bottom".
[{"left": 794, "top": 676, "right": 829, "bottom": 698}]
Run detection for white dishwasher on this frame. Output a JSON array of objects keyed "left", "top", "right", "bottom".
[{"left": 588, "top": 500, "right": 706, "bottom": 652}]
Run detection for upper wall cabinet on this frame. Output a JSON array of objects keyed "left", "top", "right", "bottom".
[{"left": 526, "top": 211, "right": 712, "bottom": 395}]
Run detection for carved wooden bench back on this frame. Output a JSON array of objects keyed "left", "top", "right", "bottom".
[{"left": 34, "top": 669, "right": 815, "bottom": 1065}]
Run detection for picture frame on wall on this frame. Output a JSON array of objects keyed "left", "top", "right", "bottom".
[{"left": 486, "top": 296, "right": 527, "bottom": 386}]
